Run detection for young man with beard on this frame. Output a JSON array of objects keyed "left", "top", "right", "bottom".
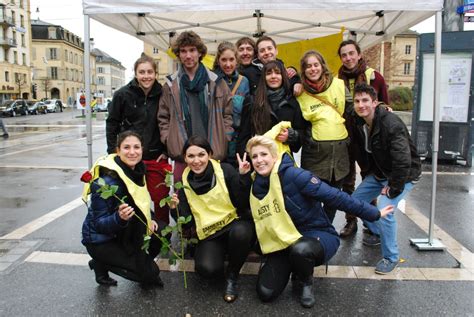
[
  {"left": 158, "top": 31, "right": 233, "bottom": 177},
  {"left": 337, "top": 39, "right": 390, "bottom": 238},
  {"left": 351, "top": 83, "right": 420, "bottom": 274}
]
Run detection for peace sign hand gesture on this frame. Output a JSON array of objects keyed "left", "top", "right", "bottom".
[{"left": 236, "top": 152, "right": 251, "bottom": 175}]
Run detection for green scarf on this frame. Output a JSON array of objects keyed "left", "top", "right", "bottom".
[{"left": 179, "top": 63, "right": 210, "bottom": 135}]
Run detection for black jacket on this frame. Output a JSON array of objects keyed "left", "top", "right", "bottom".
[
  {"left": 237, "top": 94, "right": 306, "bottom": 155},
  {"left": 354, "top": 106, "right": 421, "bottom": 198},
  {"left": 106, "top": 79, "right": 166, "bottom": 160}
]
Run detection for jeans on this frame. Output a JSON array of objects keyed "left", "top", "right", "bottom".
[{"left": 352, "top": 174, "right": 414, "bottom": 263}]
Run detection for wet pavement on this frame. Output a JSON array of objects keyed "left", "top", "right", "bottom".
[{"left": 0, "top": 109, "right": 473, "bottom": 316}]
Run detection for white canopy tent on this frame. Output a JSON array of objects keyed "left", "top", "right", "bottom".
[
  {"left": 82, "top": 0, "right": 441, "bottom": 52},
  {"left": 81, "top": 0, "right": 445, "bottom": 249}
]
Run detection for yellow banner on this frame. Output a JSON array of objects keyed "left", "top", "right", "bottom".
[{"left": 277, "top": 30, "right": 344, "bottom": 76}]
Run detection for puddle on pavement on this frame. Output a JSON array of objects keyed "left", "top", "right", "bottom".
[{"left": 2, "top": 197, "right": 30, "bottom": 208}]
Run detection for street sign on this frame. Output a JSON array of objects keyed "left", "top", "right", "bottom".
[{"left": 79, "top": 95, "right": 86, "bottom": 107}]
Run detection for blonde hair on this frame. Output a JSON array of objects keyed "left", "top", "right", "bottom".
[{"left": 246, "top": 135, "right": 278, "bottom": 158}]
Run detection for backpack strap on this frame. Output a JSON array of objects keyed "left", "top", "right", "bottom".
[{"left": 231, "top": 75, "right": 244, "bottom": 96}]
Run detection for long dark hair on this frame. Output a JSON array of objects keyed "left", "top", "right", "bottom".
[{"left": 252, "top": 61, "right": 290, "bottom": 135}]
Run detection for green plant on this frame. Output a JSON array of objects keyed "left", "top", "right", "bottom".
[{"left": 388, "top": 87, "right": 413, "bottom": 111}]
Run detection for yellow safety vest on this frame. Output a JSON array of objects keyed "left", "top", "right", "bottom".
[
  {"left": 249, "top": 155, "right": 302, "bottom": 254},
  {"left": 347, "top": 67, "right": 375, "bottom": 97},
  {"left": 297, "top": 78, "right": 347, "bottom": 141},
  {"left": 263, "top": 121, "right": 292, "bottom": 156},
  {"left": 182, "top": 159, "right": 238, "bottom": 240},
  {"left": 82, "top": 154, "right": 153, "bottom": 235}
]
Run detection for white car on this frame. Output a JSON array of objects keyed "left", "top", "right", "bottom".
[{"left": 44, "top": 99, "right": 64, "bottom": 113}]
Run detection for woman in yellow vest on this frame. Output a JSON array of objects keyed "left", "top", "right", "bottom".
[
  {"left": 81, "top": 131, "right": 164, "bottom": 287},
  {"left": 169, "top": 135, "right": 255, "bottom": 303},
  {"left": 297, "top": 50, "right": 353, "bottom": 223},
  {"left": 238, "top": 136, "right": 393, "bottom": 308}
]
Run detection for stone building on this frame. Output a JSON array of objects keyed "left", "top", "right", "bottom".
[
  {"left": 30, "top": 19, "right": 97, "bottom": 105},
  {"left": 91, "top": 47, "right": 125, "bottom": 99},
  {"left": 0, "top": 0, "right": 32, "bottom": 102},
  {"left": 143, "top": 43, "right": 174, "bottom": 83},
  {"left": 363, "top": 30, "right": 418, "bottom": 89}
]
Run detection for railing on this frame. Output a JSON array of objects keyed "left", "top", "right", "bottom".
[{"left": 0, "top": 37, "right": 17, "bottom": 47}]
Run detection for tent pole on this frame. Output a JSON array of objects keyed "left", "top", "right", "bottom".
[
  {"left": 410, "top": 10, "right": 445, "bottom": 251},
  {"left": 84, "top": 15, "right": 93, "bottom": 169}
]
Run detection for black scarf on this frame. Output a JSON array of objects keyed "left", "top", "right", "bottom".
[
  {"left": 114, "top": 156, "right": 145, "bottom": 186},
  {"left": 267, "top": 87, "right": 287, "bottom": 112},
  {"left": 186, "top": 162, "right": 216, "bottom": 195}
]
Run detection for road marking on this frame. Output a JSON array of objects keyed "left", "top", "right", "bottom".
[
  {"left": 421, "top": 171, "right": 474, "bottom": 176},
  {"left": 0, "top": 197, "right": 84, "bottom": 240},
  {"left": 24, "top": 251, "right": 474, "bottom": 281},
  {"left": 0, "top": 134, "right": 104, "bottom": 158},
  {"left": 0, "top": 165, "right": 88, "bottom": 170},
  {"left": 5, "top": 124, "right": 104, "bottom": 128},
  {"left": 404, "top": 204, "right": 474, "bottom": 270}
]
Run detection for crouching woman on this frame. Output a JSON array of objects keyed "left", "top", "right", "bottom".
[
  {"left": 238, "top": 135, "right": 393, "bottom": 308},
  {"left": 81, "top": 131, "right": 164, "bottom": 287},
  {"left": 169, "top": 135, "right": 255, "bottom": 303}
]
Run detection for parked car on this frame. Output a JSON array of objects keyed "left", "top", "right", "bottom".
[
  {"left": 0, "top": 99, "right": 29, "bottom": 117},
  {"left": 44, "top": 99, "right": 64, "bottom": 113},
  {"left": 27, "top": 101, "right": 47, "bottom": 115}
]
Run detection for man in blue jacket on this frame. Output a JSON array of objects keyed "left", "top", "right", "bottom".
[{"left": 351, "top": 83, "right": 421, "bottom": 274}]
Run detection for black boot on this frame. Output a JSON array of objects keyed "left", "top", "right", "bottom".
[
  {"left": 88, "top": 259, "right": 117, "bottom": 286},
  {"left": 300, "top": 280, "right": 315, "bottom": 308},
  {"left": 223, "top": 272, "right": 239, "bottom": 303}
]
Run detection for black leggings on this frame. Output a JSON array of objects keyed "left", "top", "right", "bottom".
[
  {"left": 86, "top": 233, "right": 162, "bottom": 285},
  {"left": 194, "top": 219, "right": 255, "bottom": 278},
  {"left": 256, "top": 237, "right": 325, "bottom": 302}
]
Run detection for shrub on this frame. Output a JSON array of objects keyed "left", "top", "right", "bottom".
[{"left": 388, "top": 87, "right": 413, "bottom": 111}]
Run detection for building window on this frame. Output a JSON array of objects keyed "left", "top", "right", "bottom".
[
  {"left": 48, "top": 27, "right": 57, "bottom": 40},
  {"left": 12, "top": 30, "right": 16, "bottom": 44},
  {"left": 11, "top": 10, "right": 15, "bottom": 25},
  {"left": 21, "top": 34, "right": 25, "bottom": 47},
  {"left": 49, "top": 48, "right": 58, "bottom": 60},
  {"left": 14, "top": 72, "right": 19, "bottom": 82},
  {"left": 20, "top": 15, "right": 24, "bottom": 28},
  {"left": 405, "top": 45, "right": 411, "bottom": 55},
  {"left": 65, "top": 50, "right": 68, "bottom": 62},
  {"left": 13, "top": 51, "right": 17, "bottom": 64},
  {"left": 98, "top": 77, "right": 105, "bottom": 85},
  {"left": 153, "top": 47, "right": 159, "bottom": 54},
  {"left": 5, "top": 71, "right": 9, "bottom": 82},
  {"left": 403, "top": 62, "right": 411, "bottom": 75},
  {"left": 50, "top": 67, "right": 58, "bottom": 80},
  {"left": 98, "top": 67, "right": 104, "bottom": 73},
  {"left": 22, "top": 53, "right": 26, "bottom": 65}
]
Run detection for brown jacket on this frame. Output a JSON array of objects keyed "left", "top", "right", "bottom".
[{"left": 158, "top": 66, "right": 233, "bottom": 161}]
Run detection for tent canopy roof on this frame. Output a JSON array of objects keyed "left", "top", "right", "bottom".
[{"left": 82, "top": 0, "right": 443, "bottom": 51}]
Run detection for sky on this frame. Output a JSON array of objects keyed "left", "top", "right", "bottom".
[{"left": 29, "top": 0, "right": 473, "bottom": 80}]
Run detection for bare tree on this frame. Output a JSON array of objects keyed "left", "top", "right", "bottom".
[
  {"left": 39, "top": 77, "right": 51, "bottom": 99},
  {"left": 15, "top": 77, "right": 28, "bottom": 99}
]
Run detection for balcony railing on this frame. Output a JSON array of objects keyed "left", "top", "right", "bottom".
[
  {"left": 0, "top": 15, "right": 14, "bottom": 27},
  {"left": 0, "top": 37, "right": 17, "bottom": 47}
]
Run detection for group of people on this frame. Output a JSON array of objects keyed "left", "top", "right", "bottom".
[{"left": 81, "top": 31, "right": 421, "bottom": 309}]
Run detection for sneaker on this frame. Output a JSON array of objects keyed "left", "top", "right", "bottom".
[
  {"left": 375, "top": 258, "right": 398, "bottom": 274},
  {"left": 362, "top": 234, "right": 380, "bottom": 246},
  {"left": 2, "top": 133, "right": 8, "bottom": 138}
]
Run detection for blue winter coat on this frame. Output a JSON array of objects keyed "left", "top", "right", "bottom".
[
  {"left": 81, "top": 173, "right": 129, "bottom": 245},
  {"left": 251, "top": 154, "right": 381, "bottom": 262}
]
